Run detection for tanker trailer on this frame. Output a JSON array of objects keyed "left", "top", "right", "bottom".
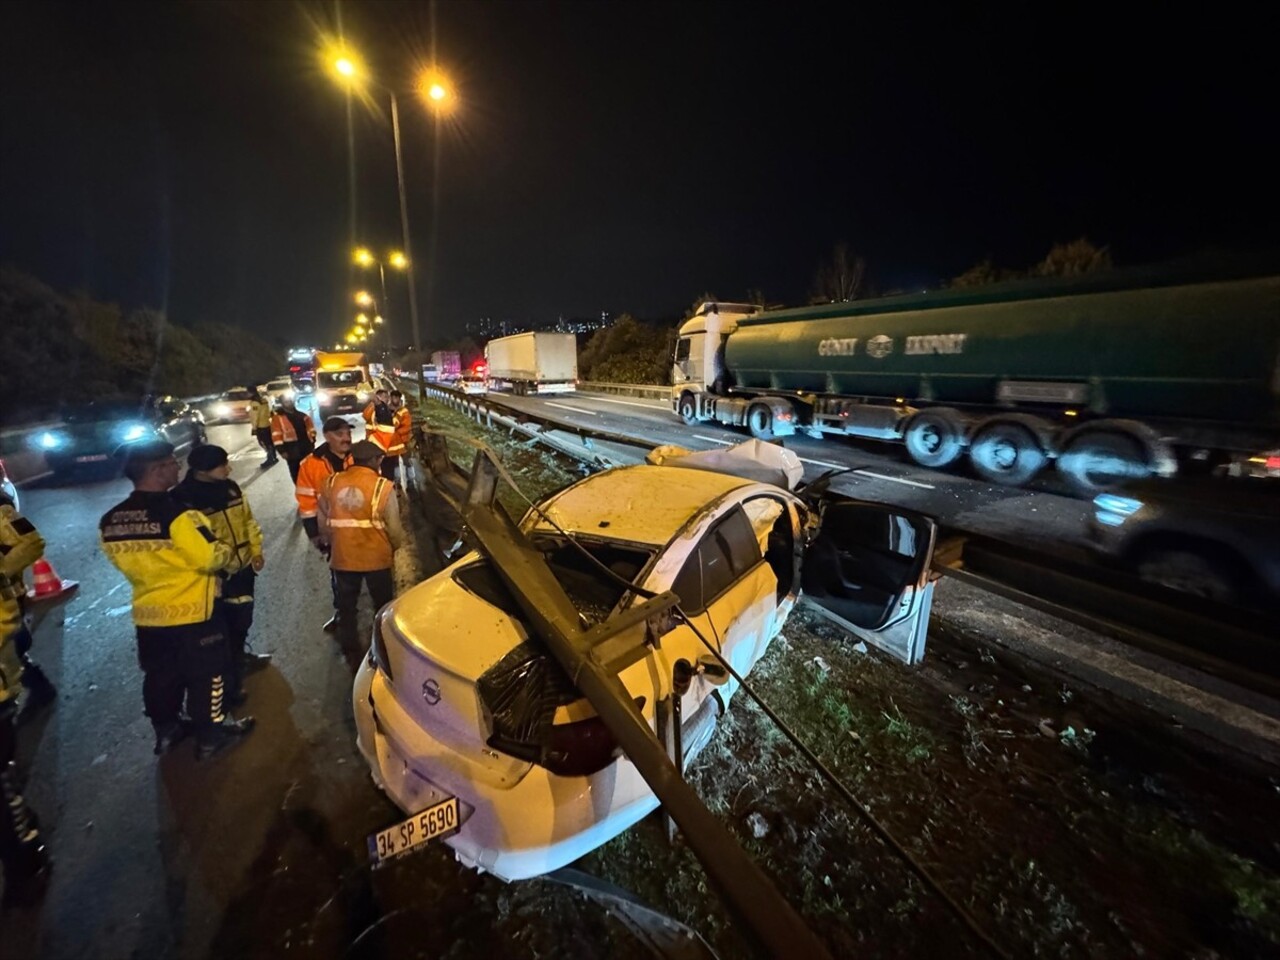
[{"left": 671, "top": 268, "right": 1280, "bottom": 493}]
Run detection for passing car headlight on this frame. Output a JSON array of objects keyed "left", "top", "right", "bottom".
[
  {"left": 315, "top": 391, "right": 330, "bottom": 406},
  {"left": 118, "top": 423, "right": 150, "bottom": 442},
  {"left": 356, "top": 390, "right": 369, "bottom": 402},
  {"left": 36, "top": 431, "right": 67, "bottom": 450},
  {"left": 1093, "top": 493, "right": 1144, "bottom": 527},
  {"left": 215, "top": 403, "right": 230, "bottom": 417}
]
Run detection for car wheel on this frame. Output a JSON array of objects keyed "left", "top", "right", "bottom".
[
  {"left": 1132, "top": 544, "right": 1247, "bottom": 605},
  {"left": 903, "top": 411, "right": 964, "bottom": 468},
  {"left": 678, "top": 392, "right": 698, "bottom": 426},
  {"left": 968, "top": 422, "right": 1046, "bottom": 486},
  {"left": 747, "top": 404, "right": 773, "bottom": 440},
  {"left": 1058, "top": 431, "right": 1150, "bottom": 496}
]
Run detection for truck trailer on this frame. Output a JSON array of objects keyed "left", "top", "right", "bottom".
[
  {"left": 485, "top": 332, "right": 578, "bottom": 396},
  {"left": 431, "top": 351, "right": 462, "bottom": 383},
  {"left": 672, "top": 265, "right": 1280, "bottom": 493}
]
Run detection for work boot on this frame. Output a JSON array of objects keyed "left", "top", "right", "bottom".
[
  {"left": 153, "top": 720, "right": 190, "bottom": 756},
  {"left": 1, "top": 840, "right": 51, "bottom": 909},
  {"left": 195, "top": 716, "right": 255, "bottom": 761},
  {"left": 322, "top": 616, "right": 338, "bottom": 634},
  {"left": 241, "top": 651, "right": 272, "bottom": 672}
]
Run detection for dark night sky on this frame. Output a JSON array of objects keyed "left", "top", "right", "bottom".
[{"left": 1, "top": 1, "right": 1275, "bottom": 348}]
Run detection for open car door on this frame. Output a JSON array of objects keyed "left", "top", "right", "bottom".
[{"left": 800, "top": 499, "right": 938, "bottom": 665}]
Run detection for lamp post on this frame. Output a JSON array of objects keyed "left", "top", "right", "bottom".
[{"left": 328, "top": 45, "right": 452, "bottom": 398}]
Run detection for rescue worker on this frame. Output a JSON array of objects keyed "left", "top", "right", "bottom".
[
  {"left": 0, "top": 492, "right": 56, "bottom": 722},
  {"left": 270, "top": 394, "right": 316, "bottom": 483},
  {"left": 0, "top": 492, "right": 50, "bottom": 905},
  {"left": 99, "top": 440, "right": 255, "bottom": 761},
  {"left": 175, "top": 445, "right": 271, "bottom": 706},
  {"left": 361, "top": 388, "right": 397, "bottom": 479},
  {"left": 317, "top": 440, "right": 406, "bottom": 659},
  {"left": 296, "top": 417, "right": 353, "bottom": 632},
  {"left": 385, "top": 389, "right": 412, "bottom": 482},
  {"left": 249, "top": 388, "right": 278, "bottom": 468}
]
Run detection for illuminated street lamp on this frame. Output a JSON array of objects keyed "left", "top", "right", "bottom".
[
  {"left": 326, "top": 40, "right": 453, "bottom": 372},
  {"left": 355, "top": 291, "right": 374, "bottom": 308}
]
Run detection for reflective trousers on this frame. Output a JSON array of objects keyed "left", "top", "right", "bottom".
[
  {"left": 218, "top": 568, "right": 256, "bottom": 699},
  {"left": 136, "top": 620, "right": 230, "bottom": 739},
  {"left": 0, "top": 701, "right": 43, "bottom": 879}
]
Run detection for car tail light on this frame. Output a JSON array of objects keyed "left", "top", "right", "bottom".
[{"left": 540, "top": 697, "right": 645, "bottom": 777}]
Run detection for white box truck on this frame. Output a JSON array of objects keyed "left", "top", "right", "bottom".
[{"left": 484, "top": 332, "right": 578, "bottom": 395}]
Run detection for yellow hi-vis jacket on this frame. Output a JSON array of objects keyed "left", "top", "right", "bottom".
[
  {"left": 100, "top": 490, "right": 232, "bottom": 627},
  {"left": 174, "top": 475, "right": 263, "bottom": 577},
  {"left": 318, "top": 465, "right": 406, "bottom": 572},
  {"left": 250, "top": 398, "right": 274, "bottom": 429},
  {"left": 1, "top": 491, "right": 44, "bottom": 700}
]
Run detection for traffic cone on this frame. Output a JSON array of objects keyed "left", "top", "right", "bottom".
[{"left": 26, "top": 558, "right": 79, "bottom": 604}]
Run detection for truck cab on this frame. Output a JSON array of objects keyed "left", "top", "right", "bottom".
[{"left": 672, "top": 302, "right": 761, "bottom": 394}]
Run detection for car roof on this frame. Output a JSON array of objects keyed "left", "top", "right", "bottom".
[{"left": 530, "top": 464, "right": 757, "bottom": 546}]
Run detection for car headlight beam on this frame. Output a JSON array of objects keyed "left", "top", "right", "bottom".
[{"left": 36, "top": 431, "right": 66, "bottom": 450}]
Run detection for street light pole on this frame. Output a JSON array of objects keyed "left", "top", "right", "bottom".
[{"left": 389, "top": 92, "right": 425, "bottom": 401}]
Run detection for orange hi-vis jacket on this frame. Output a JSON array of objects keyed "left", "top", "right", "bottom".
[
  {"left": 362, "top": 401, "right": 397, "bottom": 453},
  {"left": 388, "top": 406, "right": 412, "bottom": 456},
  {"left": 318, "top": 465, "right": 406, "bottom": 571},
  {"left": 295, "top": 444, "right": 350, "bottom": 521},
  {"left": 270, "top": 409, "right": 316, "bottom": 447}
]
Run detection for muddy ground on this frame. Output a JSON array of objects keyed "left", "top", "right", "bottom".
[{"left": 402, "top": 398, "right": 1280, "bottom": 959}]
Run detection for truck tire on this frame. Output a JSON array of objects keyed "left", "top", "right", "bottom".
[
  {"left": 969, "top": 422, "right": 1046, "bottom": 486},
  {"left": 1058, "top": 431, "right": 1150, "bottom": 496},
  {"left": 678, "top": 392, "right": 699, "bottom": 426},
  {"left": 747, "top": 404, "right": 773, "bottom": 440},
  {"left": 903, "top": 411, "right": 964, "bottom": 468}
]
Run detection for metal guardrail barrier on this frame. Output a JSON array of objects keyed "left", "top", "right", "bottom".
[
  {"left": 415, "top": 381, "right": 1278, "bottom": 695},
  {"left": 577, "top": 380, "right": 671, "bottom": 400}
]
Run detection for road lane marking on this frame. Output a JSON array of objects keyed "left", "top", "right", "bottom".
[
  {"left": 580, "top": 396, "right": 669, "bottom": 410},
  {"left": 852, "top": 470, "right": 935, "bottom": 489},
  {"left": 798, "top": 456, "right": 846, "bottom": 470},
  {"left": 693, "top": 435, "right": 731, "bottom": 445},
  {"left": 546, "top": 402, "right": 600, "bottom": 416}
]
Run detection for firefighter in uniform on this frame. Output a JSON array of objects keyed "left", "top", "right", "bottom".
[
  {"left": 386, "top": 389, "right": 412, "bottom": 482},
  {"left": 296, "top": 417, "right": 353, "bottom": 632},
  {"left": 317, "top": 440, "right": 406, "bottom": 660},
  {"left": 249, "top": 388, "right": 278, "bottom": 467},
  {"left": 175, "top": 445, "right": 271, "bottom": 706},
  {"left": 0, "top": 493, "right": 50, "bottom": 905},
  {"left": 99, "top": 441, "right": 255, "bottom": 760},
  {"left": 361, "top": 388, "right": 398, "bottom": 480},
  {"left": 270, "top": 394, "right": 316, "bottom": 483}
]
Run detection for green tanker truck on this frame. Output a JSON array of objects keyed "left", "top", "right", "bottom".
[{"left": 671, "top": 265, "right": 1280, "bottom": 493}]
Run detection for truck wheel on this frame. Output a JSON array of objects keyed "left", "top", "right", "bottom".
[
  {"left": 903, "top": 412, "right": 964, "bottom": 468},
  {"left": 969, "top": 422, "right": 1046, "bottom": 486},
  {"left": 1058, "top": 431, "right": 1149, "bottom": 496},
  {"left": 1133, "top": 543, "right": 1244, "bottom": 604},
  {"left": 678, "top": 392, "right": 699, "bottom": 426},
  {"left": 747, "top": 404, "right": 773, "bottom": 440}
]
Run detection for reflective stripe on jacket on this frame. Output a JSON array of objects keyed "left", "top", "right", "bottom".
[
  {"left": 99, "top": 490, "right": 232, "bottom": 627},
  {"left": 318, "top": 465, "right": 405, "bottom": 571},
  {"left": 295, "top": 444, "right": 351, "bottom": 520},
  {"left": 270, "top": 410, "right": 316, "bottom": 447},
  {"left": 363, "top": 401, "right": 397, "bottom": 452},
  {"left": 387, "top": 406, "right": 411, "bottom": 455},
  {"left": 174, "top": 475, "right": 263, "bottom": 579},
  {"left": 0, "top": 492, "right": 44, "bottom": 700}
]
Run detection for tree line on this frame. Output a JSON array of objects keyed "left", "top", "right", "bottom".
[{"left": 1, "top": 267, "right": 283, "bottom": 424}]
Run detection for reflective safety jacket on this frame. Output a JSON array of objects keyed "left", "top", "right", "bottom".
[
  {"left": 100, "top": 490, "right": 232, "bottom": 627},
  {"left": 318, "top": 465, "right": 406, "bottom": 572},
  {"left": 388, "top": 406, "right": 412, "bottom": 456},
  {"left": 296, "top": 443, "right": 351, "bottom": 531},
  {"left": 250, "top": 398, "right": 274, "bottom": 429},
  {"left": 1, "top": 492, "right": 44, "bottom": 700},
  {"left": 174, "top": 474, "right": 263, "bottom": 581},
  {"left": 271, "top": 409, "right": 316, "bottom": 447},
  {"left": 362, "top": 400, "right": 397, "bottom": 452}
]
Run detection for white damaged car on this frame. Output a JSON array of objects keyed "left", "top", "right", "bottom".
[{"left": 353, "top": 461, "right": 936, "bottom": 880}]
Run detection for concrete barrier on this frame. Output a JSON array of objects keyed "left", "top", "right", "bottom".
[{"left": 578, "top": 381, "right": 669, "bottom": 400}]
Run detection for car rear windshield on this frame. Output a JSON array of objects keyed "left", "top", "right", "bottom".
[
  {"left": 318, "top": 371, "right": 362, "bottom": 387},
  {"left": 225, "top": 390, "right": 252, "bottom": 400},
  {"left": 453, "top": 535, "right": 654, "bottom": 626},
  {"left": 268, "top": 380, "right": 291, "bottom": 390}
]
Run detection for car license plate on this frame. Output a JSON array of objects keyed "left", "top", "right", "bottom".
[
  {"left": 367, "top": 796, "right": 459, "bottom": 865},
  {"left": 75, "top": 454, "right": 110, "bottom": 462}
]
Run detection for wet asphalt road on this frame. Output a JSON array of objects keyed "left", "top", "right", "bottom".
[{"left": 6, "top": 419, "right": 412, "bottom": 959}]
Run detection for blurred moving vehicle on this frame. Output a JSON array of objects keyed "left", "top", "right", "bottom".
[
  {"left": 0, "top": 459, "right": 17, "bottom": 511},
  {"left": 1087, "top": 470, "right": 1280, "bottom": 610},
  {"left": 353, "top": 460, "right": 937, "bottom": 880},
  {"left": 211, "top": 387, "right": 254, "bottom": 424},
  {"left": 34, "top": 397, "right": 206, "bottom": 477},
  {"left": 314, "top": 351, "right": 374, "bottom": 419},
  {"left": 260, "top": 377, "right": 295, "bottom": 405}
]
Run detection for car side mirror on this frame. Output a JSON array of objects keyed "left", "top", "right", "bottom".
[{"left": 801, "top": 499, "right": 938, "bottom": 665}]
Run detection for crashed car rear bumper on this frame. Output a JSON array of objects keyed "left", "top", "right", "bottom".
[{"left": 352, "top": 659, "right": 661, "bottom": 882}]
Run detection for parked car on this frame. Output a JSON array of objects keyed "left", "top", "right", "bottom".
[
  {"left": 353, "top": 460, "right": 937, "bottom": 880},
  {"left": 1087, "top": 473, "right": 1280, "bottom": 609},
  {"left": 0, "top": 459, "right": 17, "bottom": 511},
  {"left": 35, "top": 397, "right": 206, "bottom": 478},
  {"left": 211, "top": 387, "right": 254, "bottom": 424}
]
